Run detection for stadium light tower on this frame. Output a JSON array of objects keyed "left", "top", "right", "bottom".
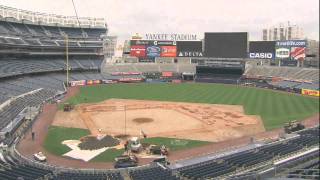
[{"left": 65, "top": 34, "right": 69, "bottom": 86}]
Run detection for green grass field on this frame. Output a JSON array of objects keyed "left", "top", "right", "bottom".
[
  {"left": 43, "top": 125, "right": 208, "bottom": 162},
  {"left": 141, "top": 137, "right": 210, "bottom": 151},
  {"left": 43, "top": 126, "right": 90, "bottom": 155},
  {"left": 45, "top": 83, "right": 319, "bottom": 162},
  {"left": 66, "top": 83, "right": 319, "bottom": 130}
]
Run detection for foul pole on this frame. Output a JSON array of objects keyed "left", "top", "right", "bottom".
[
  {"left": 65, "top": 35, "right": 69, "bottom": 85},
  {"left": 124, "top": 105, "right": 127, "bottom": 136}
]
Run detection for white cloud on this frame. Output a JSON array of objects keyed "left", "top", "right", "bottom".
[{"left": 0, "top": 0, "right": 318, "bottom": 41}]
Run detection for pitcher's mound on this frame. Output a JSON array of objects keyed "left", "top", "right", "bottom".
[{"left": 133, "top": 118, "right": 154, "bottom": 124}]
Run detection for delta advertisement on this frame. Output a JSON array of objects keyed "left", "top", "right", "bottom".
[
  {"left": 275, "top": 40, "right": 307, "bottom": 60},
  {"left": 176, "top": 41, "right": 203, "bottom": 57},
  {"left": 161, "top": 46, "right": 177, "bottom": 57},
  {"left": 301, "top": 89, "right": 320, "bottom": 97}
]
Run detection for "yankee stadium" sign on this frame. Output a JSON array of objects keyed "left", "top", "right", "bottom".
[{"left": 145, "top": 33, "right": 198, "bottom": 41}]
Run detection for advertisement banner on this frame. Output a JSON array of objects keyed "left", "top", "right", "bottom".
[
  {"left": 290, "top": 47, "right": 306, "bottom": 61},
  {"left": 154, "top": 41, "right": 176, "bottom": 46},
  {"left": 130, "top": 45, "right": 146, "bottom": 57},
  {"left": 162, "top": 71, "right": 173, "bottom": 77},
  {"left": 111, "top": 72, "right": 141, "bottom": 76},
  {"left": 131, "top": 40, "right": 151, "bottom": 46},
  {"left": 147, "top": 46, "right": 161, "bottom": 57},
  {"left": 177, "top": 51, "right": 203, "bottom": 57},
  {"left": 118, "top": 78, "right": 144, "bottom": 82},
  {"left": 93, "top": 80, "right": 101, "bottom": 84},
  {"left": 276, "top": 40, "right": 307, "bottom": 47},
  {"left": 280, "top": 59, "right": 298, "bottom": 67},
  {"left": 102, "top": 79, "right": 118, "bottom": 84},
  {"left": 249, "top": 52, "right": 274, "bottom": 59},
  {"left": 275, "top": 47, "right": 290, "bottom": 58},
  {"left": 301, "top": 89, "right": 320, "bottom": 97},
  {"left": 161, "top": 46, "right": 177, "bottom": 57},
  {"left": 172, "top": 79, "right": 182, "bottom": 83},
  {"left": 131, "top": 40, "right": 176, "bottom": 46},
  {"left": 275, "top": 40, "right": 306, "bottom": 60},
  {"left": 70, "top": 80, "right": 86, "bottom": 86},
  {"left": 249, "top": 41, "right": 275, "bottom": 59}
]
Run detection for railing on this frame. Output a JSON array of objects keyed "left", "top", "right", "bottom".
[{"left": 0, "top": 5, "right": 106, "bottom": 28}]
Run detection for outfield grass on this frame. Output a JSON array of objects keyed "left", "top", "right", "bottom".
[
  {"left": 43, "top": 126, "right": 90, "bottom": 156},
  {"left": 65, "top": 83, "right": 319, "bottom": 130},
  {"left": 141, "top": 137, "right": 210, "bottom": 151}
]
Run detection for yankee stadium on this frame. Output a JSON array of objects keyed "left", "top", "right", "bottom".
[{"left": 0, "top": 0, "right": 319, "bottom": 180}]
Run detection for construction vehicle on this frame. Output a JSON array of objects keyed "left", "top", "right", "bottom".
[
  {"left": 284, "top": 121, "right": 305, "bottom": 134},
  {"left": 114, "top": 155, "right": 138, "bottom": 168},
  {"left": 147, "top": 145, "right": 169, "bottom": 156},
  {"left": 63, "top": 103, "right": 73, "bottom": 112},
  {"left": 129, "top": 137, "right": 142, "bottom": 153}
]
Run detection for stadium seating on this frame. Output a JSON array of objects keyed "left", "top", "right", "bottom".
[
  {"left": 286, "top": 159, "right": 319, "bottom": 179},
  {"left": 0, "top": 154, "right": 52, "bottom": 180},
  {"left": 177, "top": 127, "right": 319, "bottom": 179},
  {"left": 0, "top": 89, "right": 56, "bottom": 130},
  {"left": 245, "top": 66, "right": 320, "bottom": 82},
  {"left": 53, "top": 171, "right": 124, "bottom": 180},
  {"left": 104, "top": 63, "right": 196, "bottom": 75},
  {"left": 0, "top": 20, "right": 105, "bottom": 40},
  {"left": 129, "top": 165, "right": 179, "bottom": 180},
  {"left": 0, "top": 58, "right": 103, "bottom": 78}
]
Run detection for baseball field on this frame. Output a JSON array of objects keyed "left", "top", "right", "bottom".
[
  {"left": 45, "top": 83, "right": 319, "bottom": 162},
  {"left": 65, "top": 83, "right": 319, "bottom": 130}
]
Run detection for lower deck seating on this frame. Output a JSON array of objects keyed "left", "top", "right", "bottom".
[
  {"left": 177, "top": 127, "right": 319, "bottom": 179},
  {"left": 0, "top": 154, "right": 52, "bottom": 180},
  {"left": 129, "top": 166, "right": 178, "bottom": 180},
  {"left": 52, "top": 171, "right": 123, "bottom": 180}
]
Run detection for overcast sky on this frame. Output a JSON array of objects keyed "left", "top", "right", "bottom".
[{"left": 0, "top": 0, "right": 319, "bottom": 42}]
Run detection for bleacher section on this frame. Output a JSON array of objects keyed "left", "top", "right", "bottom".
[
  {"left": 245, "top": 66, "right": 319, "bottom": 82},
  {"left": 103, "top": 63, "right": 196, "bottom": 75}
]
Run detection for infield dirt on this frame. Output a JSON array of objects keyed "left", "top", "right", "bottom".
[{"left": 52, "top": 99, "right": 265, "bottom": 142}]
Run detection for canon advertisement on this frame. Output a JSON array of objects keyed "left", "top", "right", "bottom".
[
  {"left": 275, "top": 40, "right": 307, "bottom": 61},
  {"left": 161, "top": 46, "right": 177, "bottom": 57},
  {"left": 249, "top": 41, "right": 275, "bottom": 59},
  {"left": 204, "top": 32, "right": 248, "bottom": 58},
  {"left": 176, "top": 41, "right": 203, "bottom": 57}
]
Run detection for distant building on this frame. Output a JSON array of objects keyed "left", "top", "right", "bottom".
[
  {"left": 122, "top": 40, "right": 131, "bottom": 57},
  {"left": 262, "top": 22, "right": 304, "bottom": 41},
  {"left": 305, "top": 39, "right": 319, "bottom": 68},
  {"left": 104, "top": 36, "right": 117, "bottom": 58}
]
